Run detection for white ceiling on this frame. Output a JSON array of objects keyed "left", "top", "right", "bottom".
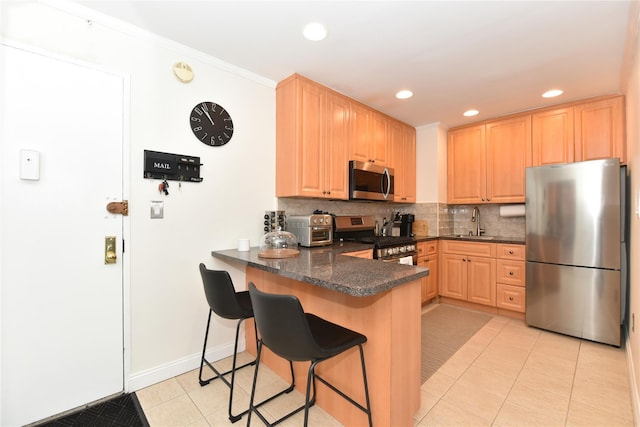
[{"left": 74, "top": 0, "right": 632, "bottom": 128}]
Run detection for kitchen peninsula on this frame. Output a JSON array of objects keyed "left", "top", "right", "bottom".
[{"left": 212, "top": 243, "right": 429, "bottom": 426}]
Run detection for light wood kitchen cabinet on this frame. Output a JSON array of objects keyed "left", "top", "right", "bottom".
[
  {"left": 495, "top": 243, "right": 525, "bottom": 313},
  {"left": 391, "top": 120, "right": 417, "bottom": 203},
  {"left": 486, "top": 116, "right": 532, "bottom": 203},
  {"left": 532, "top": 107, "right": 575, "bottom": 165},
  {"left": 532, "top": 95, "right": 625, "bottom": 166},
  {"left": 417, "top": 241, "right": 438, "bottom": 303},
  {"left": 574, "top": 96, "right": 625, "bottom": 163},
  {"left": 439, "top": 240, "right": 496, "bottom": 307},
  {"left": 447, "top": 125, "right": 486, "bottom": 204},
  {"left": 276, "top": 74, "right": 349, "bottom": 199},
  {"left": 342, "top": 249, "right": 373, "bottom": 259},
  {"left": 448, "top": 115, "right": 531, "bottom": 204},
  {"left": 350, "top": 105, "right": 390, "bottom": 166},
  {"left": 449, "top": 95, "right": 626, "bottom": 204}
]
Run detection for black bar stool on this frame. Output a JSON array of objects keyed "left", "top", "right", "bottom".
[
  {"left": 247, "top": 282, "right": 373, "bottom": 427},
  {"left": 198, "top": 264, "right": 294, "bottom": 423}
]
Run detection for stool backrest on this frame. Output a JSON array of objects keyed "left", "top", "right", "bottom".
[
  {"left": 199, "top": 263, "right": 247, "bottom": 320},
  {"left": 248, "top": 282, "right": 321, "bottom": 361}
]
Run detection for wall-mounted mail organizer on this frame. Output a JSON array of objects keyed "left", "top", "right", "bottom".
[{"left": 143, "top": 150, "right": 203, "bottom": 182}]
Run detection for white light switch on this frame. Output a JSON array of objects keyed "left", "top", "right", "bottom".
[
  {"left": 150, "top": 201, "right": 164, "bottom": 219},
  {"left": 20, "top": 149, "right": 40, "bottom": 180}
]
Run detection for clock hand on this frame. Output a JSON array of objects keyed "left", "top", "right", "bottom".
[{"left": 203, "top": 109, "right": 215, "bottom": 126}]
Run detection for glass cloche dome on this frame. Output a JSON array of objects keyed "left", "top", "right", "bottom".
[{"left": 258, "top": 228, "right": 300, "bottom": 258}]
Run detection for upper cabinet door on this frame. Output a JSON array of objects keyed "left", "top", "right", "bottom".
[
  {"left": 391, "top": 121, "right": 416, "bottom": 203},
  {"left": 350, "top": 105, "right": 390, "bottom": 166},
  {"left": 370, "top": 111, "right": 390, "bottom": 166},
  {"left": 350, "top": 103, "right": 371, "bottom": 164},
  {"left": 574, "top": 96, "right": 625, "bottom": 163},
  {"left": 447, "top": 125, "right": 486, "bottom": 204},
  {"left": 297, "top": 80, "right": 326, "bottom": 197},
  {"left": 325, "top": 92, "right": 350, "bottom": 199},
  {"left": 532, "top": 107, "right": 574, "bottom": 166},
  {"left": 486, "top": 115, "right": 531, "bottom": 203}
]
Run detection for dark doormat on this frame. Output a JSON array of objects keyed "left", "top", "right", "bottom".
[
  {"left": 35, "top": 393, "right": 149, "bottom": 427},
  {"left": 421, "top": 304, "right": 492, "bottom": 384}
]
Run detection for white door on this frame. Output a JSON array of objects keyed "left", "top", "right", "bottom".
[{"left": 1, "top": 44, "right": 125, "bottom": 426}]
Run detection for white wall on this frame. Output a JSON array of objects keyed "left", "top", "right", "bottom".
[
  {"left": 1, "top": 1, "right": 277, "bottom": 390},
  {"left": 416, "top": 122, "right": 447, "bottom": 203},
  {"left": 623, "top": 1, "right": 640, "bottom": 421}
]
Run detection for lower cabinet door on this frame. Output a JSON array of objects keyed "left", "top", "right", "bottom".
[
  {"left": 439, "top": 254, "right": 467, "bottom": 300},
  {"left": 466, "top": 256, "right": 496, "bottom": 306},
  {"left": 420, "top": 254, "right": 438, "bottom": 302}
]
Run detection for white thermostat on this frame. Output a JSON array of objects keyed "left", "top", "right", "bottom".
[{"left": 20, "top": 149, "right": 40, "bottom": 180}]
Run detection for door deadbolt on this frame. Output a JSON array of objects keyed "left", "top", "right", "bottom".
[{"left": 105, "top": 236, "right": 117, "bottom": 264}]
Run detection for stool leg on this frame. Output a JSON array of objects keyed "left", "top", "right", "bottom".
[
  {"left": 198, "top": 310, "right": 213, "bottom": 386},
  {"left": 227, "top": 318, "right": 247, "bottom": 422},
  {"left": 246, "top": 340, "right": 263, "bottom": 427},
  {"left": 359, "top": 344, "right": 373, "bottom": 427},
  {"left": 303, "top": 360, "right": 319, "bottom": 427},
  {"left": 246, "top": 341, "right": 297, "bottom": 427}
]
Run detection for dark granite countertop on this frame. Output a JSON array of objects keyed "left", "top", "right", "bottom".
[{"left": 211, "top": 241, "right": 429, "bottom": 297}]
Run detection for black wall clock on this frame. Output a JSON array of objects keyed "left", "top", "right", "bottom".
[{"left": 189, "top": 101, "right": 234, "bottom": 146}]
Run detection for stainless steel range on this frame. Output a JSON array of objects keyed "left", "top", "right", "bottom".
[{"left": 333, "top": 215, "right": 417, "bottom": 264}]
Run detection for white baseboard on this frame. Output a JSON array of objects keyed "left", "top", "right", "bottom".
[
  {"left": 625, "top": 327, "right": 639, "bottom": 425},
  {"left": 126, "top": 339, "right": 245, "bottom": 392}
]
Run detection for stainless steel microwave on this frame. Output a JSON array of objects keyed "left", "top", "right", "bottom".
[{"left": 349, "top": 160, "right": 394, "bottom": 201}]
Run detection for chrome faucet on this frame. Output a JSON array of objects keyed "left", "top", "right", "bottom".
[{"left": 471, "top": 207, "right": 485, "bottom": 236}]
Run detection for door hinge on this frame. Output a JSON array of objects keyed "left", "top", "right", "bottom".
[{"left": 106, "top": 200, "right": 129, "bottom": 216}]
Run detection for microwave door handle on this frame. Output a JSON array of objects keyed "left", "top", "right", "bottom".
[{"left": 382, "top": 168, "right": 391, "bottom": 199}]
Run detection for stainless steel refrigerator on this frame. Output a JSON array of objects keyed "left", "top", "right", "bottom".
[{"left": 525, "top": 158, "right": 627, "bottom": 346}]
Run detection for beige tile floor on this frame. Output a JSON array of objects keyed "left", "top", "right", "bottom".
[{"left": 137, "top": 308, "right": 635, "bottom": 426}]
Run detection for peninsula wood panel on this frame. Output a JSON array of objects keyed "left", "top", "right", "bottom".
[{"left": 245, "top": 267, "right": 421, "bottom": 427}]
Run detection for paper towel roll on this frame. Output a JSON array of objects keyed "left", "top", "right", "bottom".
[{"left": 499, "top": 204, "right": 526, "bottom": 217}]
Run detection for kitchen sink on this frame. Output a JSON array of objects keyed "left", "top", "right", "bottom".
[{"left": 446, "top": 234, "right": 495, "bottom": 240}]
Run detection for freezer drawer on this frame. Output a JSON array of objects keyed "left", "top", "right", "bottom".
[{"left": 526, "top": 262, "right": 621, "bottom": 346}]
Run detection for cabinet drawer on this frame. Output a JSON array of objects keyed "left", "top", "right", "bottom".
[
  {"left": 496, "top": 243, "right": 525, "bottom": 260},
  {"left": 417, "top": 240, "right": 438, "bottom": 257},
  {"left": 441, "top": 240, "right": 496, "bottom": 257},
  {"left": 496, "top": 259, "right": 526, "bottom": 286},
  {"left": 496, "top": 284, "right": 525, "bottom": 312}
]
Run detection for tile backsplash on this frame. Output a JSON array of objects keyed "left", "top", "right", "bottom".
[{"left": 277, "top": 199, "right": 525, "bottom": 239}]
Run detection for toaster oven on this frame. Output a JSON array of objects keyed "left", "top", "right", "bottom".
[{"left": 286, "top": 214, "right": 333, "bottom": 247}]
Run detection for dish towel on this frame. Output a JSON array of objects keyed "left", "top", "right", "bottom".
[{"left": 399, "top": 255, "right": 413, "bottom": 265}]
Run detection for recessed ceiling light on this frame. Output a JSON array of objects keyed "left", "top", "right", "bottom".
[
  {"left": 303, "top": 22, "right": 327, "bottom": 41},
  {"left": 463, "top": 109, "right": 479, "bottom": 117},
  {"left": 396, "top": 90, "right": 413, "bottom": 99},
  {"left": 542, "top": 89, "right": 563, "bottom": 98}
]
